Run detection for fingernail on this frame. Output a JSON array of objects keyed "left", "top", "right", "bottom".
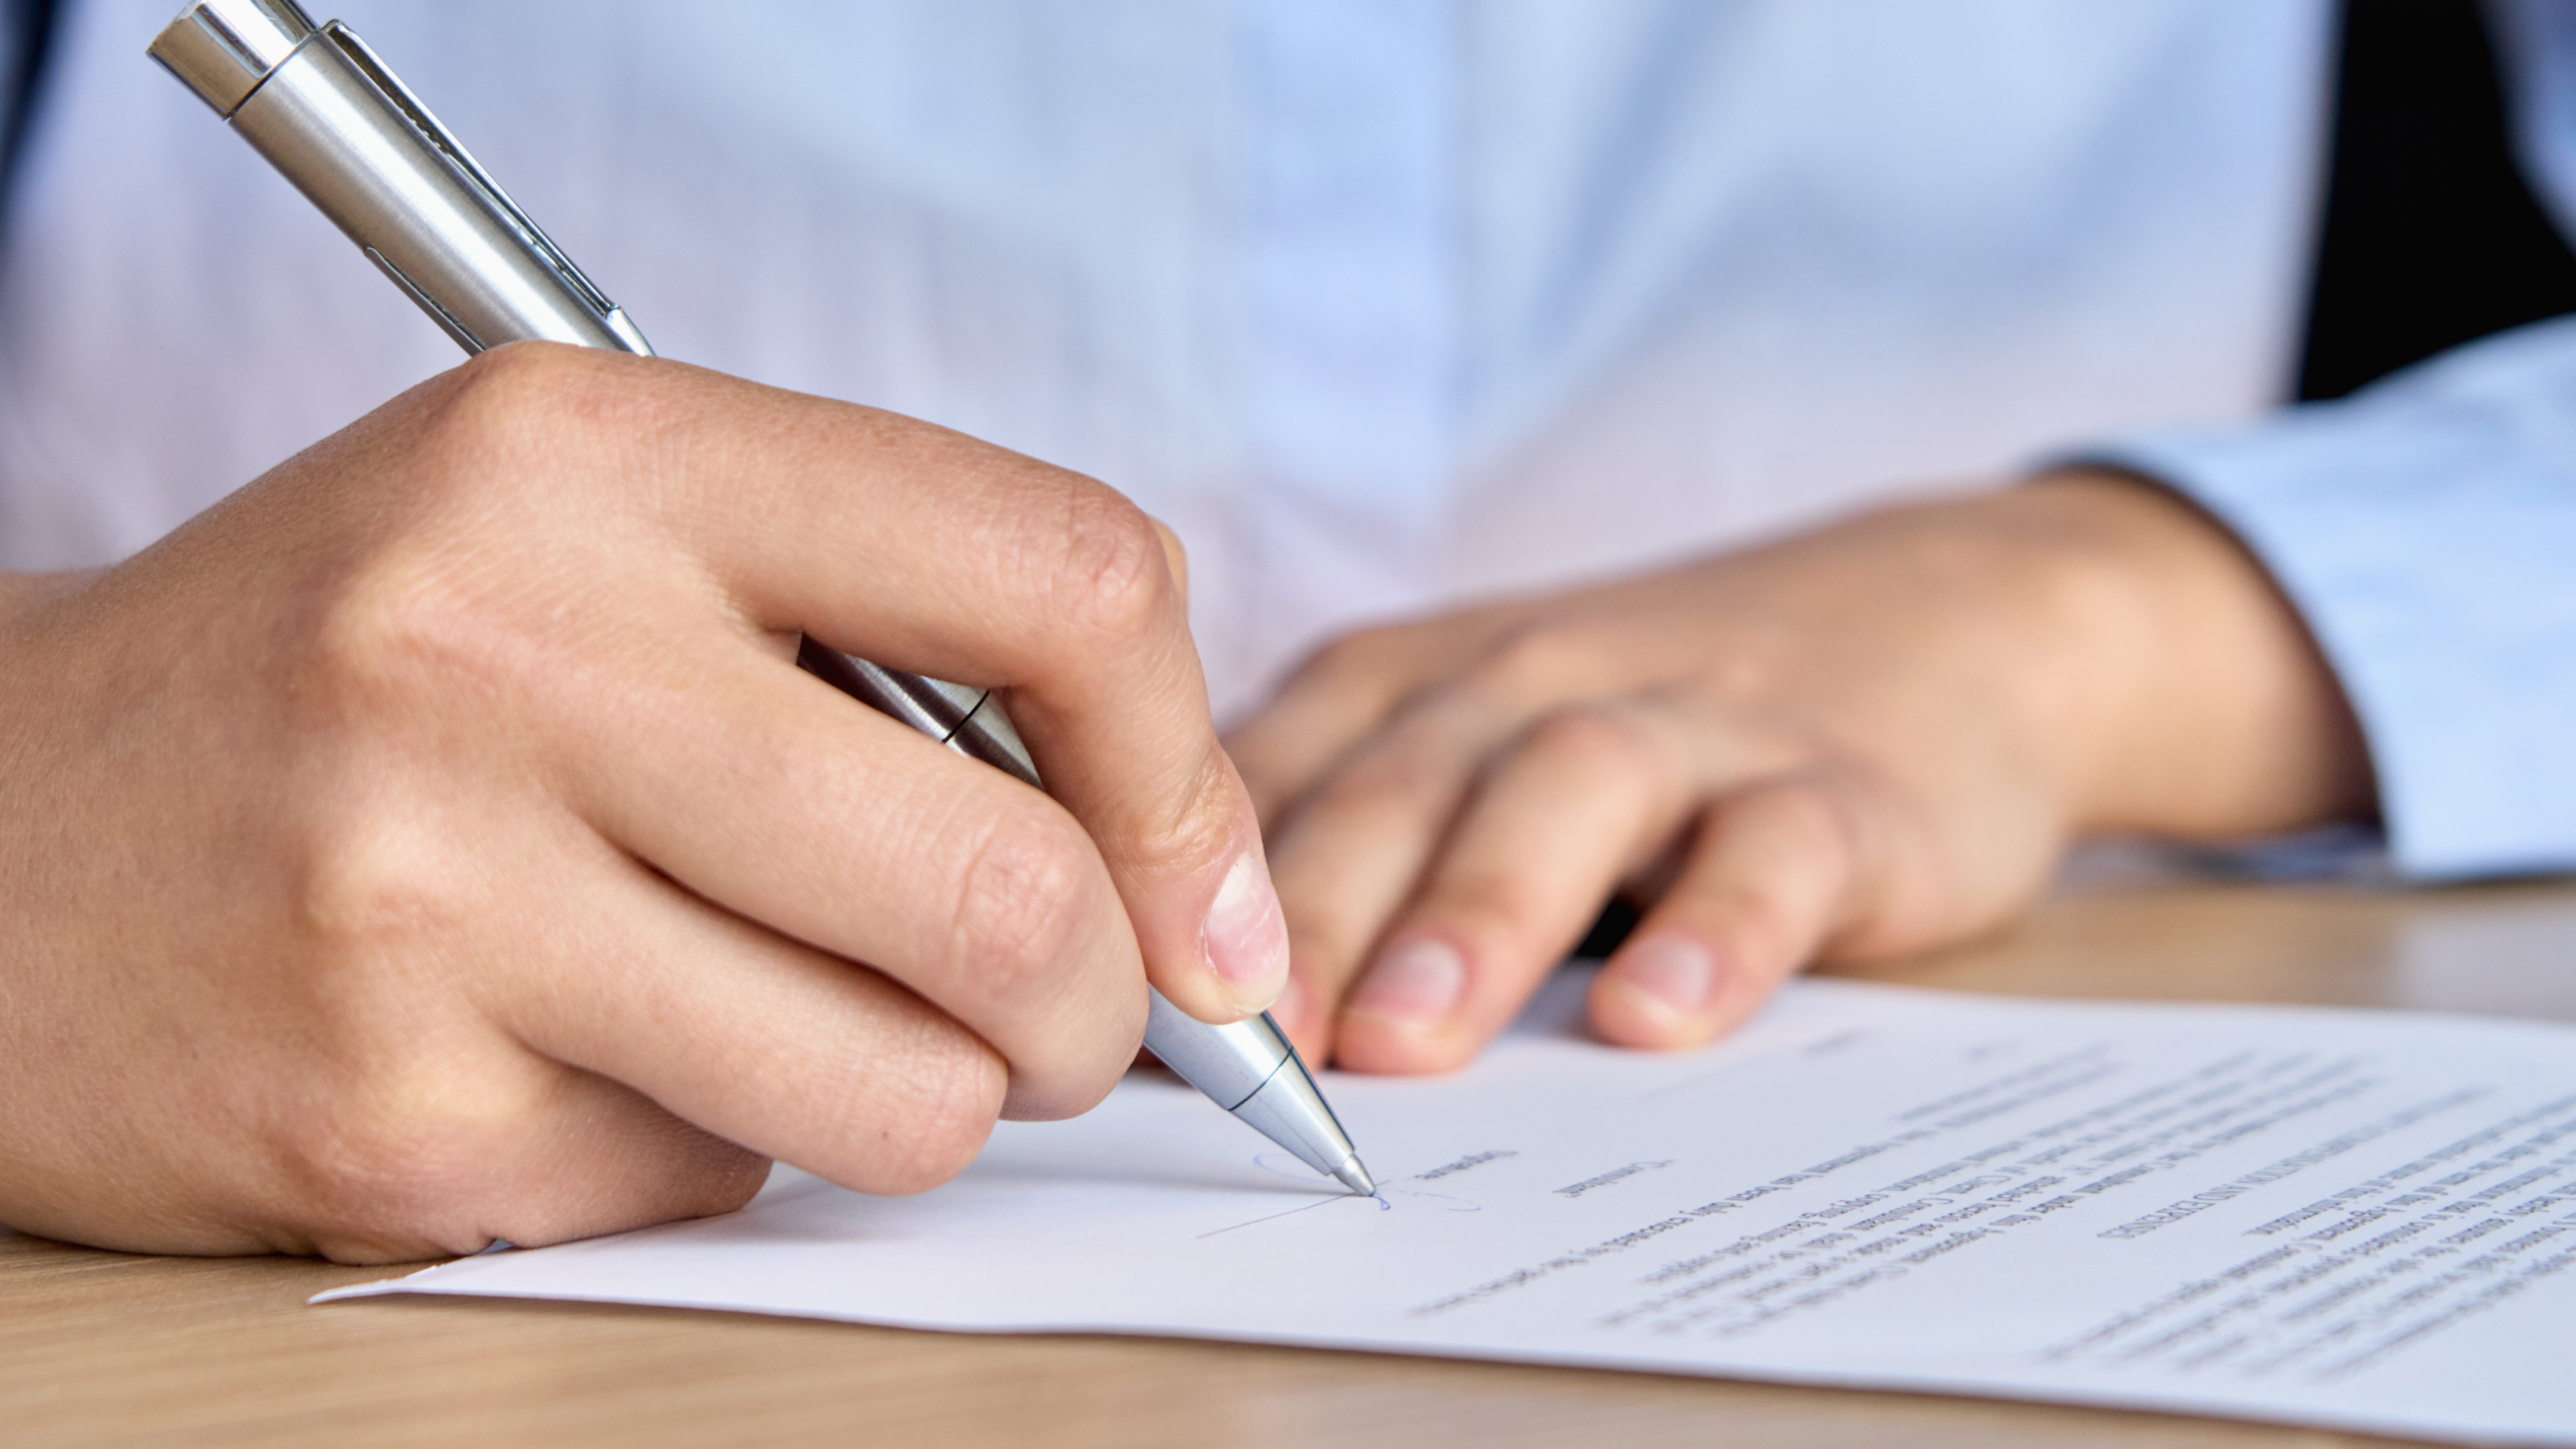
[
  {"left": 1203, "top": 850, "right": 1290, "bottom": 1009},
  {"left": 1618, "top": 934, "right": 1720, "bottom": 1019},
  {"left": 1348, "top": 939, "right": 1466, "bottom": 1029}
]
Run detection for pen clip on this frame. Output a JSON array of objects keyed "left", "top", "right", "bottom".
[{"left": 321, "top": 22, "right": 653, "bottom": 357}]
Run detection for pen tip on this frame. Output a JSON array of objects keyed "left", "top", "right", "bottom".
[{"left": 1333, "top": 1157, "right": 1378, "bottom": 1196}]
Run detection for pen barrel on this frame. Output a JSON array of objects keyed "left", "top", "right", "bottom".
[
  {"left": 235, "top": 36, "right": 630, "bottom": 354},
  {"left": 1144, "top": 991, "right": 1294, "bottom": 1110},
  {"left": 153, "top": 3, "right": 638, "bottom": 355},
  {"left": 793, "top": 641, "right": 1042, "bottom": 791},
  {"left": 1147, "top": 994, "right": 1365, "bottom": 1185}
]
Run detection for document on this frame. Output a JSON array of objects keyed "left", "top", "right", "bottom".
[{"left": 324, "top": 976, "right": 2576, "bottom": 1444}]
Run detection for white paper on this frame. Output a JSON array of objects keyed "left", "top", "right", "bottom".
[{"left": 324, "top": 976, "right": 2576, "bottom": 1445}]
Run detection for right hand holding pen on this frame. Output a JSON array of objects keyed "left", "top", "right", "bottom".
[{"left": 0, "top": 343, "right": 1287, "bottom": 1262}]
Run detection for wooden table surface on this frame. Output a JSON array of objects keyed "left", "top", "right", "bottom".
[{"left": 10, "top": 873, "right": 2574, "bottom": 1448}]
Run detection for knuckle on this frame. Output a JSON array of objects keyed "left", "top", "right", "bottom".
[
  {"left": 1712, "top": 849, "right": 1804, "bottom": 938},
  {"left": 1695, "top": 776, "right": 1867, "bottom": 948},
  {"left": 1107, "top": 737, "right": 1242, "bottom": 880},
  {"left": 413, "top": 344, "right": 684, "bottom": 515},
  {"left": 1044, "top": 484, "right": 1176, "bottom": 647},
  {"left": 432, "top": 340, "right": 621, "bottom": 445},
  {"left": 298, "top": 541, "right": 535, "bottom": 712},
  {"left": 275, "top": 1062, "right": 524, "bottom": 1236},
  {"left": 1466, "top": 622, "right": 1601, "bottom": 702},
  {"left": 284, "top": 354, "right": 688, "bottom": 743},
  {"left": 1764, "top": 774, "right": 1870, "bottom": 866},
  {"left": 1437, "top": 867, "right": 1556, "bottom": 942},
  {"left": 860, "top": 1029, "right": 1007, "bottom": 1194},
  {"left": 1308, "top": 733, "right": 1454, "bottom": 822},
  {"left": 943, "top": 806, "right": 1103, "bottom": 1006},
  {"left": 291, "top": 799, "right": 476, "bottom": 957},
  {"left": 1519, "top": 701, "right": 1662, "bottom": 778}
]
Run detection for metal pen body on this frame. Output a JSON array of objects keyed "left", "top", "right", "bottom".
[{"left": 149, "top": 0, "right": 1372, "bottom": 1196}]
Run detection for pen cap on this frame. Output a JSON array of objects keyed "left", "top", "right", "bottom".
[
  {"left": 147, "top": 2, "right": 650, "bottom": 356},
  {"left": 150, "top": 0, "right": 318, "bottom": 116}
]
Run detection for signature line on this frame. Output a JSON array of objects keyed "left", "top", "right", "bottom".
[{"left": 1197, "top": 1193, "right": 1380, "bottom": 1239}]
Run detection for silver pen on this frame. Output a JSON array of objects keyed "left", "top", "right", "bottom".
[{"left": 148, "top": 0, "right": 1374, "bottom": 1198}]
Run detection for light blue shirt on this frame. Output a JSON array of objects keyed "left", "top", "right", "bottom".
[
  {"left": 0, "top": 0, "right": 2566, "bottom": 878},
  {"left": 2088, "top": 0, "right": 2576, "bottom": 880},
  {"left": 2096, "top": 316, "right": 2576, "bottom": 880}
]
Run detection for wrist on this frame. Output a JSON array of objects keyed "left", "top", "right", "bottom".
[{"left": 2006, "top": 468, "right": 2373, "bottom": 840}]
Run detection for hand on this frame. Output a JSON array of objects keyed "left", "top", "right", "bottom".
[
  {"left": 0, "top": 343, "right": 1287, "bottom": 1261},
  {"left": 1227, "top": 471, "right": 2372, "bottom": 1073}
]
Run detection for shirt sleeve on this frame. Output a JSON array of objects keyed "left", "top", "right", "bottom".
[{"left": 2080, "top": 314, "right": 2576, "bottom": 880}]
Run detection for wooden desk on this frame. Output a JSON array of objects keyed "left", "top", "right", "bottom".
[{"left": 10, "top": 878, "right": 2574, "bottom": 1448}]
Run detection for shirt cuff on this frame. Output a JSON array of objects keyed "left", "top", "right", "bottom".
[{"left": 2075, "top": 318, "right": 2576, "bottom": 880}]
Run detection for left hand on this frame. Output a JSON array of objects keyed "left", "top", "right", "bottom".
[{"left": 1225, "top": 470, "right": 2373, "bottom": 1073}]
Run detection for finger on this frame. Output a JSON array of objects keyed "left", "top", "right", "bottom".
[
  {"left": 1333, "top": 703, "right": 1697, "bottom": 1074},
  {"left": 495, "top": 832, "right": 1016, "bottom": 1200},
  {"left": 1255, "top": 682, "right": 1552, "bottom": 1056},
  {"left": 1587, "top": 775, "right": 1864, "bottom": 1050},
  {"left": 700, "top": 378, "right": 1275, "bottom": 1025},
  {"left": 1225, "top": 625, "right": 1451, "bottom": 827},
  {"left": 554, "top": 627, "right": 1145, "bottom": 1122},
  {"left": 282, "top": 1058, "right": 772, "bottom": 1264},
  {"left": 1228, "top": 607, "right": 1631, "bottom": 830},
  {"left": 449, "top": 345, "right": 1282, "bottom": 1025}
]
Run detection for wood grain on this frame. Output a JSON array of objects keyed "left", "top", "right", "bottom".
[{"left": 14, "top": 878, "right": 2567, "bottom": 1448}]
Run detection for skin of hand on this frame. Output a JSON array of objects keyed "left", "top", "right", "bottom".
[
  {"left": 1227, "top": 470, "right": 2373, "bottom": 1075},
  {"left": 0, "top": 342, "right": 1288, "bottom": 1262}
]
